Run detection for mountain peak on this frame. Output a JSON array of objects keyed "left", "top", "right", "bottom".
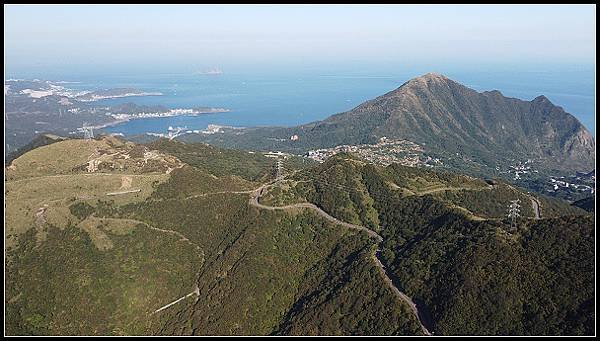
[
  {"left": 533, "top": 95, "right": 551, "bottom": 103},
  {"left": 398, "top": 73, "right": 454, "bottom": 92},
  {"left": 409, "top": 72, "right": 450, "bottom": 83},
  {"left": 420, "top": 72, "right": 449, "bottom": 80},
  {"left": 313, "top": 72, "right": 594, "bottom": 173}
]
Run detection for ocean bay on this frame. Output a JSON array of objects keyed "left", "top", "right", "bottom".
[{"left": 22, "top": 65, "right": 593, "bottom": 136}]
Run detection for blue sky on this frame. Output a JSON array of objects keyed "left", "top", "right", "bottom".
[{"left": 4, "top": 5, "right": 596, "bottom": 72}]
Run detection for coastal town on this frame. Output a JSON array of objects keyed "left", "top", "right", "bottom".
[
  {"left": 108, "top": 107, "right": 230, "bottom": 121},
  {"left": 305, "top": 137, "right": 443, "bottom": 168},
  {"left": 145, "top": 124, "right": 236, "bottom": 140}
]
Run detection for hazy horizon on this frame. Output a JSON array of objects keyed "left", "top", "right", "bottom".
[{"left": 5, "top": 5, "right": 596, "bottom": 71}]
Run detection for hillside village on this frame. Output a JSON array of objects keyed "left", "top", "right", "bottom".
[{"left": 305, "top": 137, "right": 443, "bottom": 167}]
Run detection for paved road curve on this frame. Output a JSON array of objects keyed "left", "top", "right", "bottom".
[
  {"left": 249, "top": 186, "right": 383, "bottom": 241},
  {"left": 530, "top": 197, "right": 541, "bottom": 219},
  {"left": 249, "top": 184, "right": 433, "bottom": 335}
]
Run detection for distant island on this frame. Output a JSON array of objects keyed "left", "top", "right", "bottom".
[{"left": 195, "top": 67, "right": 223, "bottom": 75}]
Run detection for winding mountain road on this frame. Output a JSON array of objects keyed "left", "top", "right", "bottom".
[
  {"left": 249, "top": 186, "right": 383, "bottom": 241},
  {"left": 530, "top": 197, "right": 541, "bottom": 219},
  {"left": 249, "top": 184, "right": 432, "bottom": 335},
  {"left": 20, "top": 169, "right": 433, "bottom": 332},
  {"left": 372, "top": 250, "right": 433, "bottom": 336}
]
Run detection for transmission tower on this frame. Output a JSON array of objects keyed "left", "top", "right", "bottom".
[
  {"left": 507, "top": 199, "right": 521, "bottom": 231},
  {"left": 82, "top": 123, "right": 94, "bottom": 141},
  {"left": 275, "top": 159, "right": 283, "bottom": 181}
]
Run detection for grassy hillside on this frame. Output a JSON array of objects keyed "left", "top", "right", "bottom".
[
  {"left": 261, "top": 154, "right": 584, "bottom": 224},
  {"left": 4, "top": 138, "right": 594, "bottom": 336},
  {"left": 113, "top": 165, "right": 421, "bottom": 335},
  {"left": 5, "top": 138, "right": 422, "bottom": 336},
  {"left": 6, "top": 221, "right": 202, "bottom": 335},
  {"left": 146, "top": 138, "right": 315, "bottom": 183},
  {"left": 146, "top": 138, "right": 275, "bottom": 182},
  {"left": 5, "top": 133, "right": 67, "bottom": 165},
  {"left": 5, "top": 136, "right": 183, "bottom": 181},
  {"left": 5, "top": 137, "right": 199, "bottom": 335}
]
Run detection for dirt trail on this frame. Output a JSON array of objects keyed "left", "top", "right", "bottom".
[
  {"left": 6, "top": 172, "right": 148, "bottom": 184},
  {"left": 98, "top": 216, "right": 204, "bottom": 314},
  {"left": 152, "top": 285, "right": 200, "bottom": 314},
  {"left": 106, "top": 189, "right": 142, "bottom": 196},
  {"left": 99, "top": 217, "right": 200, "bottom": 251},
  {"left": 413, "top": 185, "right": 491, "bottom": 196},
  {"left": 184, "top": 190, "right": 254, "bottom": 200}
]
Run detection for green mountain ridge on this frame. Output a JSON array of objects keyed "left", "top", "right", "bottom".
[{"left": 4, "top": 137, "right": 594, "bottom": 335}]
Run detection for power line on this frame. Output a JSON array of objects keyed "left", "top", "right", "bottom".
[
  {"left": 507, "top": 199, "right": 521, "bottom": 231},
  {"left": 82, "top": 123, "right": 94, "bottom": 141},
  {"left": 277, "top": 160, "right": 540, "bottom": 224}
]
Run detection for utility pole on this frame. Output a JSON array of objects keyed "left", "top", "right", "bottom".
[{"left": 507, "top": 199, "right": 521, "bottom": 231}]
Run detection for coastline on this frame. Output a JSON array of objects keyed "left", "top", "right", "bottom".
[
  {"left": 95, "top": 108, "right": 231, "bottom": 131},
  {"left": 78, "top": 91, "right": 164, "bottom": 102}
]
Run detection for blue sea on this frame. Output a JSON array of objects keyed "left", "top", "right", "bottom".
[{"left": 10, "top": 63, "right": 596, "bottom": 136}]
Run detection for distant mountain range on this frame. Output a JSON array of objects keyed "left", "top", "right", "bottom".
[{"left": 184, "top": 73, "right": 595, "bottom": 175}]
